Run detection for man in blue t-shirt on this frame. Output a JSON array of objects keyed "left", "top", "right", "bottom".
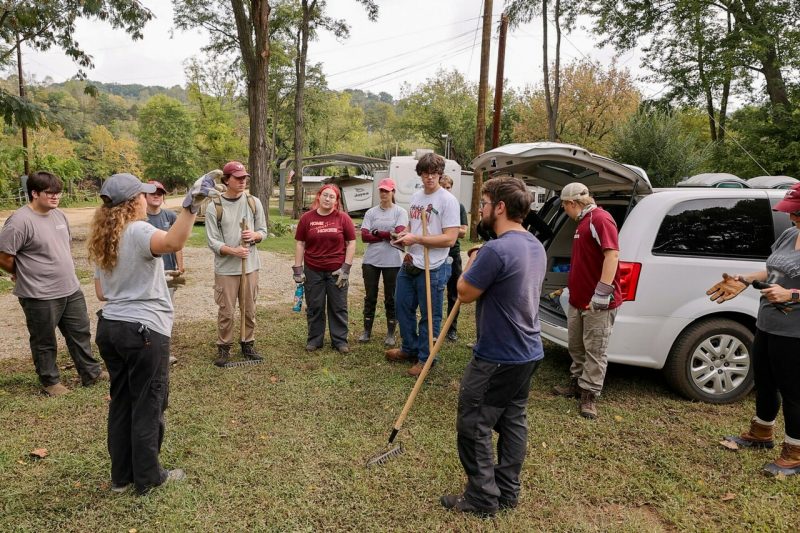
[{"left": 440, "top": 176, "right": 546, "bottom": 518}]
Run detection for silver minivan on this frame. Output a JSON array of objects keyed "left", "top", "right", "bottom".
[{"left": 472, "top": 143, "right": 792, "bottom": 403}]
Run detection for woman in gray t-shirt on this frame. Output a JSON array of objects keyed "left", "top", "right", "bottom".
[
  {"left": 720, "top": 184, "right": 800, "bottom": 477},
  {"left": 358, "top": 178, "right": 408, "bottom": 345}
]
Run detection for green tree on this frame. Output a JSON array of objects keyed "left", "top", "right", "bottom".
[
  {"left": 609, "top": 109, "right": 712, "bottom": 187},
  {"left": 137, "top": 95, "right": 197, "bottom": 187},
  {"left": 305, "top": 91, "right": 366, "bottom": 154},
  {"left": 0, "top": 1, "right": 152, "bottom": 127},
  {"left": 80, "top": 125, "right": 141, "bottom": 179}
]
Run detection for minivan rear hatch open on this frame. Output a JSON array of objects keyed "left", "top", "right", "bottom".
[{"left": 470, "top": 142, "right": 652, "bottom": 195}]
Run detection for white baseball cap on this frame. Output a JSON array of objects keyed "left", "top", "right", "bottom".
[{"left": 560, "top": 182, "right": 590, "bottom": 201}]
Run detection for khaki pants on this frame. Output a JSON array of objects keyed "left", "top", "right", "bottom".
[
  {"left": 214, "top": 272, "right": 259, "bottom": 345},
  {"left": 566, "top": 304, "right": 617, "bottom": 395}
]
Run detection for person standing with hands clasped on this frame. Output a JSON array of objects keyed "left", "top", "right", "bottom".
[
  {"left": 385, "top": 152, "right": 460, "bottom": 377},
  {"left": 358, "top": 178, "right": 408, "bottom": 345},
  {"left": 88, "top": 171, "right": 216, "bottom": 494},
  {"left": 206, "top": 161, "right": 268, "bottom": 367},
  {"left": 711, "top": 182, "right": 800, "bottom": 477},
  {"left": 551, "top": 182, "right": 621, "bottom": 419},
  {"left": 293, "top": 185, "right": 356, "bottom": 353},
  {"left": 440, "top": 176, "right": 546, "bottom": 518}
]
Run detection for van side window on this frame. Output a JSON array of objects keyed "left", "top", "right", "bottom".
[{"left": 652, "top": 198, "right": 774, "bottom": 259}]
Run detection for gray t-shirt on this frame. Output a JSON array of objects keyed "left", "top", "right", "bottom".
[
  {"left": 95, "top": 221, "right": 173, "bottom": 337},
  {"left": 0, "top": 205, "right": 79, "bottom": 299},
  {"left": 362, "top": 204, "right": 408, "bottom": 268},
  {"left": 205, "top": 194, "right": 268, "bottom": 276},
  {"left": 146, "top": 209, "right": 178, "bottom": 270},
  {"left": 756, "top": 226, "right": 800, "bottom": 338},
  {"left": 407, "top": 187, "right": 461, "bottom": 269}
]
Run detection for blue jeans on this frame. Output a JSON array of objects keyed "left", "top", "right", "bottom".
[{"left": 395, "top": 261, "right": 451, "bottom": 362}]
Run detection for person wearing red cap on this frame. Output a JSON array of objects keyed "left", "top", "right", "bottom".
[
  {"left": 206, "top": 161, "right": 268, "bottom": 366},
  {"left": 715, "top": 182, "right": 800, "bottom": 477},
  {"left": 358, "top": 178, "right": 408, "bottom": 345}
]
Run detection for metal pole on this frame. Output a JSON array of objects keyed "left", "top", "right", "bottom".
[{"left": 491, "top": 13, "right": 508, "bottom": 149}]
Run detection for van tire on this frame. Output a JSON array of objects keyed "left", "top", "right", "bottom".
[{"left": 663, "top": 318, "right": 754, "bottom": 404}]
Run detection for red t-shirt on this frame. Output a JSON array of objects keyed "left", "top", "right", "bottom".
[
  {"left": 295, "top": 209, "right": 356, "bottom": 271},
  {"left": 567, "top": 206, "right": 622, "bottom": 310}
]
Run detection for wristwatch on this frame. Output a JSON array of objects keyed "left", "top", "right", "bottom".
[{"left": 791, "top": 289, "right": 799, "bottom": 301}]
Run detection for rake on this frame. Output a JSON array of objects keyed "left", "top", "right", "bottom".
[{"left": 221, "top": 359, "right": 264, "bottom": 368}]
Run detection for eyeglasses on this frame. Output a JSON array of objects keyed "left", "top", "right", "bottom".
[
  {"left": 479, "top": 200, "right": 493, "bottom": 208},
  {"left": 320, "top": 193, "right": 337, "bottom": 200},
  {"left": 42, "top": 191, "right": 62, "bottom": 198}
]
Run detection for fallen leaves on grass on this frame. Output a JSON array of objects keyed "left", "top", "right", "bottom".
[
  {"left": 721, "top": 492, "right": 736, "bottom": 502},
  {"left": 29, "top": 448, "right": 48, "bottom": 459},
  {"left": 719, "top": 439, "right": 739, "bottom": 451}
]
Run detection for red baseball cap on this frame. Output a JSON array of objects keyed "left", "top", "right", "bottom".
[
  {"left": 774, "top": 182, "right": 800, "bottom": 213},
  {"left": 378, "top": 178, "right": 396, "bottom": 191},
  {"left": 223, "top": 161, "right": 249, "bottom": 178},
  {"left": 147, "top": 180, "right": 167, "bottom": 195}
]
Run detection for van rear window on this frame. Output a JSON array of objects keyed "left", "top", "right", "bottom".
[{"left": 652, "top": 198, "right": 773, "bottom": 259}]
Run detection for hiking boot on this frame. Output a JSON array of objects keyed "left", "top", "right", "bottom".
[
  {"left": 44, "top": 383, "right": 70, "bottom": 397},
  {"left": 83, "top": 370, "right": 110, "bottom": 387},
  {"left": 336, "top": 344, "right": 351, "bottom": 354},
  {"left": 385, "top": 348, "right": 416, "bottom": 363},
  {"left": 407, "top": 360, "right": 436, "bottom": 377},
  {"left": 579, "top": 389, "right": 598, "bottom": 420},
  {"left": 446, "top": 329, "right": 458, "bottom": 342},
  {"left": 440, "top": 494, "right": 496, "bottom": 518},
  {"left": 723, "top": 418, "right": 775, "bottom": 450},
  {"left": 384, "top": 319, "right": 397, "bottom": 347},
  {"left": 240, "top": 341, "right": 263, "bottom": 361},
  {"left": 214, "top": 344, "right": 232, "bottom": 367},
  {"left": 552, "top": 378, "right": 579, "bottom": 398},
  {"left": 358, "top": 318, "right": 373, "bottom": 343},
  {"left": 763, "top": 442, "right": 800, "bottom": 477}
]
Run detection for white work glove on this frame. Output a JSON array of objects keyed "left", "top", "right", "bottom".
[
  {"left": 589, "top": 281, "right": 614, "bottom": 311},
  {"left": 332, "top": 263, "right": 352, "bottom": 289},
  {"left": 182, "top": 169, "right": 222, "bottom": 213},
  {"left": 292, "top": 265, "right": 305, "bottom": 284}
]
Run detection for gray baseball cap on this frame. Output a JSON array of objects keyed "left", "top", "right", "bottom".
[{"left": 100, "top": 173, "right": 156, "bottom": 206}]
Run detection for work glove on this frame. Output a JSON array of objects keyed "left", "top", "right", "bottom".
[
  {"left": 332, "top": 263, "right": 352, "bottom": 289},
  {"left": 466, "top": 245, "right": 482, "bottom": 258},
  {"left": 371, "top": 228, "right": 392, "bottom": 240},
  {"left": 182, "top": 169, "right": 223, "bottom": 213},
  {"left": 706, "top": 273, "right": 747, "bottom": 303},
  {"left": 589, "top": 281, "right": 614, "bottom": 311},
  {"left": 292, "top": 265, "right": 305, "bottom": 284}
]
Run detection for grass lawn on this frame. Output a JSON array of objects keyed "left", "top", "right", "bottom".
[{"left": 1, "top": 293, "right": 799, "bottom": 531}]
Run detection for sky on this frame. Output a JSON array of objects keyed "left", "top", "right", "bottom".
[{"left": 17, "top": 0, "right": 663, "bottom": 100}]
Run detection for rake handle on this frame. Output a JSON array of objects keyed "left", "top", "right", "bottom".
[
  {"left": 240, "top": 217, "right": 248, "bottom": 342},
  {"left": 422, "top": 211, "right": 434, "bottom": 364}
]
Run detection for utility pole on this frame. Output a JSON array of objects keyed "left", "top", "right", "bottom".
[
  {"left": 16, "top": 33, "right": 29, "bottom": 177},
  {"left": 491, "top": 12, "right": 508, "bottom": 149},
  {"left": 470, "top": 0, "right": 492, "bottom": 240}
]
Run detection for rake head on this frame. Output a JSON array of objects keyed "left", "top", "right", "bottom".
[
  {"left": 221, "top": 359, "right": 264, "bottom": 368},
  {"left": 365, "top": 442, "right": 403, "bottom": 468}
]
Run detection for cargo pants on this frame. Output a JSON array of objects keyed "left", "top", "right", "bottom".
[{"left": 566, "top": 304, "right": 617, "bottom": 395}]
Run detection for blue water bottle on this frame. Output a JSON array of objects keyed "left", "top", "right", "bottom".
[{"left": 292, "top": 283, "right": 304, "bottom": 312}]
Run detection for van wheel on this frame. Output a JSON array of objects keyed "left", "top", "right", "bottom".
[{"left": 663, "top": 318, "right": 754, "bottom": 404}]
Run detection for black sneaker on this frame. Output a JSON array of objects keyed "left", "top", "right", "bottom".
[
  {"left": 446, "top": 330, "right": 458, "bottom": 342},
  {"left": 499, "top": 497, "right": 518, "bottom": 510},
  {"left": 440, "top": 494, "right": 496, "bottom": 518}
]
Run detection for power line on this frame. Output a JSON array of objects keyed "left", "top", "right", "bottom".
[{"left": 465, "top": 0, "right": 484, "bottom": 77}]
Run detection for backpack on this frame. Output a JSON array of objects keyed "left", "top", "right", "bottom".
[{"left": 212, "top": 193, "right": 257, "bottom": 232}]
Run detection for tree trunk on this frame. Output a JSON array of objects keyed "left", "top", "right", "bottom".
[
  {"left": 292, "top": 1, "right": 313, "bottom": 219},
  {"left": 230, "top": 0, "right": 271, "bottom": 226}
]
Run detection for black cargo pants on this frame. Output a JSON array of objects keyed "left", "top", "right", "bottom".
[
  {"left": 96, "top": 316, "right": 170, "bottom": 494},
  {"left": 456, "top": 357, "right": 540, "bottom": 510}
]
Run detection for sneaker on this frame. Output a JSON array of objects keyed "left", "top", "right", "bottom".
[
  {"left": 111, "top": 483, "right": 130, "bottom": 493},
  {"left": 440, "top": 494, "right": 496, "bottom": 518},
  {"left": 385, "top": 348, "right": 416, "bottom": 363},
  {"left": 446, "top": 330, "right": 458, "bottom": 342},
  {"left": 336, "top": 344, "right": 350, "bottom": 354},
  {"left": 499, "top": 497, "right": 518, "bottom": 510},
  {"left": 44, "top": 383, "right": 70, "bottom": 397}
]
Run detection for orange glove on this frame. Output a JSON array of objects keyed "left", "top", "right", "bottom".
[{"left": 706, "top": 273, "right": 747, "bottom": 303}]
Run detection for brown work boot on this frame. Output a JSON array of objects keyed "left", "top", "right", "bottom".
[
  {"left": 407, "top": 359, "right": 436, "bottom": 377},
  {"left": 44, "top": 383, "right": 70, "bottom": 397},
  {"left": 385, "top": 348, "right": 416, "bottom": 363},
  {"left": 579, "top": 389, "right": 598, "bottom": 419},
  {"left": 552, "top": 378, "right": 580, "bottom": 398},
  {"left": 83, "top": 370, "right": 110, "bottom": 387},
  {"left": 214, "top": 344, "right": 232, "bottom": 367},
  {"left": 763, "top": 442, "right": 800, "bottom": 477},
  {"left": 723, "top": 418, "right": 775, "bottom": 450}
]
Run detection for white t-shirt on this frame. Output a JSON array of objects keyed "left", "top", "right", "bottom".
[
  {"left": 362, "top": 204, "right": 408, "bottom": 268},
  {"left": 407, "top": 187, "right": 461, "bottom": 269}
]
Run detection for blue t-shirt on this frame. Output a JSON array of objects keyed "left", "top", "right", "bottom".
[
  {"left": 146, "top": 209, "right": 178, "bottom": 271},
  {"left": 464, "top": 230, "right": 546, "bottom": 364}
]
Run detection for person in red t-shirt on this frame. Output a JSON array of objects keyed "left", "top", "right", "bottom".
[
  {"left": 551, "top": 182, "right": 621, "bottom": 420},
  {"left": 293, "top": 185, "right": 357, "bottom": 353}
]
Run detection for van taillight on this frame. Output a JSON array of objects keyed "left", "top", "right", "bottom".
[{"left": 619, "top": 262, "right": 641, "bottom": 301}]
